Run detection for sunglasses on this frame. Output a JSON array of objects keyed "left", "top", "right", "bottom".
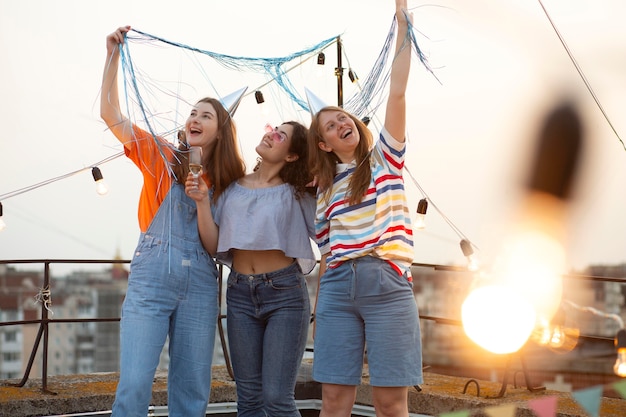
[{"left": 264, "top": 123, "right": 287, "bottom": 143}]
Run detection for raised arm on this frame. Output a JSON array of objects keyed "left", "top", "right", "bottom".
[
  {"left": 100, "top": 25, "right": 134, "bottom": 149},
  {"left": 384, "top": 0, "right": 412, "bottom": 142}
]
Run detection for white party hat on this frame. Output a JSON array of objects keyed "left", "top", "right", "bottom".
[
  {"left": 304, "top": 87, "right": 330, "bottom": 117},
  {"left": 220, "top": 86, "right": 248, "bottom": 116}
]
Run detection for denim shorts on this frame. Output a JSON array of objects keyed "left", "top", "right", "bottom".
[{"left": 313, "top": 256, "right": 423, "bottom": 386}]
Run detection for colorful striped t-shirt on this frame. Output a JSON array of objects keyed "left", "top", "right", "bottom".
[{"left": 315, "top": 127, "right": 414, "bottom": 279}]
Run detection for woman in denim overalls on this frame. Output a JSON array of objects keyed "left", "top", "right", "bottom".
[{"left": 100, "top": 26, "right": 245, "bottom": 417}]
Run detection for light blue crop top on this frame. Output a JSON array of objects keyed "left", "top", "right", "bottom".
[{"left": 213, "top": 182, "right": 317, "bottom": 274}]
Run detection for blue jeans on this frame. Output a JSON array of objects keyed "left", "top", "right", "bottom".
[
  {"left": 313, "top": 256, "right": 423, "bottom": 387},
  {"left": 112, "top": 184, "right": 219, "bottom": 417},
  {"left": 226, "top": 262, "right": 310, "bottom": 417}
]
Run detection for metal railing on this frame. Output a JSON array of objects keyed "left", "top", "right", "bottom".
[
  {"left": 1, "top": 258, "right": 624, "bottom": 396},
  {"left": 0, "top": 259, "right": 253, "bottom": 392}
]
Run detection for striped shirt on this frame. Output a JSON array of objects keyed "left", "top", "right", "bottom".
[{"left": 315, "top": 127, "right": 414, "bottom": 279}]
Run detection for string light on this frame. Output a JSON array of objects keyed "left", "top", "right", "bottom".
[
  {"left": 531, "top": 306, "right": 579, "bottom": 353},
  {"left": 0, "top": 202, "right": 6, "bottom": 231},
  {"left": 414, "top": 198, "right": 428, "bottom": 230},
  {"left": 91, "top": 167, "right": 109, "bottom": 195},
  {"left": 461, "top": 281, "right": 536, "bottom": 354},
  {"left": 348, "top": 68, "right": 358, "bottom": 83},
  {"left": 460, "top": 239, "right": 479, "bottom": 271},
  {"left": 254, "top": 90, "right": 269, "bottom": 116},
  {"left": 254, "top": 90, "right": 265, "bottom": 104}
]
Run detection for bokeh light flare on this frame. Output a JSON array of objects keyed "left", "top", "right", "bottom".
[{"left": 461, "top": 285, "right": 536, "bottom": 354}]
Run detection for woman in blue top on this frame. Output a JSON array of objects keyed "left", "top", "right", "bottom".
[{"left": 186, "top": 121, "right": 316, "bottom": 417}]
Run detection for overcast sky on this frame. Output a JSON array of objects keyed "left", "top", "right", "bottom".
[{"left": 1, "top": 0, "right": 625, "bottom": 275}]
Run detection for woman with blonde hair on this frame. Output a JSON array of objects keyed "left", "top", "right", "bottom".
[{"left": 307, "top": 1, "right": 423, "bottom": 416}]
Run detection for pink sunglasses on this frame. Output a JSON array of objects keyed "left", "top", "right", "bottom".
[{"left": 264, "top": 124, "right": 287, "bottom": 143}]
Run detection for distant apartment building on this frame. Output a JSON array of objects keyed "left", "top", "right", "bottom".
[{"left": 0, "top": 262, "right": 129, "bottom": 379}]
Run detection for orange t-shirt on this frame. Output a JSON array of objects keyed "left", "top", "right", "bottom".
[{"left": 126, "top": 125, "right": 209, "bottom": 232}]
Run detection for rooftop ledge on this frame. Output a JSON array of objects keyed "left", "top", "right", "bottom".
[{"left": 1, "top": 361, "right": 624, "bottom": 417}]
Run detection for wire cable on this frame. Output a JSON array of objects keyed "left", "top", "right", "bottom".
[{"left": 537, "top": 0, "right": 625, "bottom": 151}]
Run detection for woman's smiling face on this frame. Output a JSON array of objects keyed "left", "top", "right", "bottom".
[
  {"left": 317, "top": 109, "right": 360, "bottom": 163},
  {"left": 185, "top": 101, "right": 219, "bottom": 148}
]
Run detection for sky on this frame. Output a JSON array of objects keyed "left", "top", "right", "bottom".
[{"left": 1, "top": 0, "right": 625, "bottom": 276}]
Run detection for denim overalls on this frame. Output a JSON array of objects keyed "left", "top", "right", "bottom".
[{"left": 112, "top": 183, "right": 219, "bottom": 417}]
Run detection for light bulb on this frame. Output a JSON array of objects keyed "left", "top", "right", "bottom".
[
  {"left": 548, "top": 325, "right": 565, "bottom": 349},
  {"left": 614, "top": 329, "right": 626, "bottom": 377},
  {"left": 494, "top": 226, "right": 565, "bottom": 323},
  {"left": 91, "top": 167, "right": 109, "bottom": 195},
  {"left": 414, "top": 214, "right": 426, "bottom": 230},
  {"left": 460, "top": 239, "right": 479, "bottom": 271},
  {"left": 414, "top": 198, "right": 428, "bottom": 230},
  {"left": 531, "top": 310, "right": 579, "bottom": 353},
  {"left": 348, "top": 68, "right": 358, "bottom": 83},
  {"left": 461, "top": 284, "right": 536, "bottom": 354}
]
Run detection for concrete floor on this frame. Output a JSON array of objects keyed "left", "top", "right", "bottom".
[{"left": 1, "top": 360, "right": 624, "bottom": 417}]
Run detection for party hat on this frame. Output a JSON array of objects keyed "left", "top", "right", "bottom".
[
  {"left": 220, "top": 86, "right": 248, "bottom": 116},
  {"left": 304, "top": 87, "right": 329, "bottom": 117}
]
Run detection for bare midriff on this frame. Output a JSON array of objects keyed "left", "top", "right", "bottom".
[{"left": 231, "top": 249, "right": 295, "bottom": 275}]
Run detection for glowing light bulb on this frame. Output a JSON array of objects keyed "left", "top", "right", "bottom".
[
  {"left": 614, "top": 329, "right": 626, "bottom": 377},
  {"left": 461, "top": 284, "right": 536, "bottom": 354},
  {"left": 414, "top": 198, "right": 428, "bottom": 230},
  {"left": 494, "top": 227, "right": 565, "bottom": 323},
  {"left": 91, "top": 167, "right": 109, "bottom": 195}
]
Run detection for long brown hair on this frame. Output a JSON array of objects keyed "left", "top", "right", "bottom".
[
  {"left": 172, "top": 97, "right": 246, "bottom": 202},
  {"left": 307, "top": 106, "right": 372, "bottom": 205}
]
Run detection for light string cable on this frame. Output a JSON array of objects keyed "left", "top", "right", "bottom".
[
  {"left": 242, "top": 39, "right": 340, "bottom": 120},
  {"left": 2, "top": 32, "right": 339, "bottom": 203},
  {"left": 129, "top": 28, "right": 337, "bottom": 112},
  {"left": 403, "top": 163, "right": 476, "bottom": 249},
  {"left": 538, "top": 0, "right": 624, "bottom": 151},
  {"left": 0, "top": 152, "right": 124, "bottom": 201}
]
